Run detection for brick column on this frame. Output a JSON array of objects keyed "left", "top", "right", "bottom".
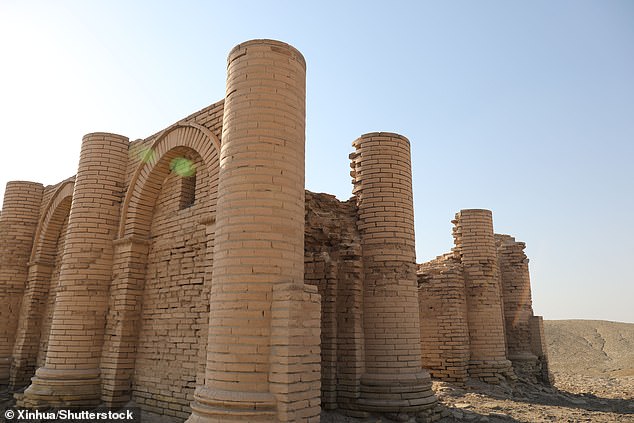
[
  {"left": 187, "top": 39, "right": 320, "bottom": 423},
  {"left": 350, "top": 133, "right": 436, "bottom": 413},
  {"left": 0, "top": 181, "right": 43, "bottom": 385},
  {"left": 19, "top": 133, "right": 128, "bottom": 407},
  {"left": 10, "top": 261, "right": 55, "bottom": 389},
  {"left": 100, "top": 235, "right": 150, "bottom": 406},
  {"left": 452, "top": 209, "right": 515, "bottom": 383},
  {"left": 496, "top": 235, "right": 536, "bottom": 362}
]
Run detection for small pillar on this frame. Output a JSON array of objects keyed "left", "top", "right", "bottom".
[
  {"left": 496, "top": 235, "right": 537, "bottom": 362},
  {"left": 19, "top": 133, "right": 128, "bottom": 407},
  {"left": 187, "top": 39, "right": 320, "bottom": 423},
  {"left": 0, "top": 181, "right": 43, "bottom": 385},
  {"left": 452, "top": 209, "right": 514, "bottom": 383},
  {"left": 350, "top": 132, "right": 436, "bottom": 413}
]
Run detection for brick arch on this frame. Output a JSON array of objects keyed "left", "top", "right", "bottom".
[
  {"left": 118, "top": 123, "right": 220, "bottom": 239},
  {"left": 10, "top": 180, "right": 74, "bottom": 388},
  {"left": 30, "top": 179, "right": 74, "bottom": 264}
]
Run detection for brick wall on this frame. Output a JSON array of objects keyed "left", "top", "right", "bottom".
[
  {"left": 304, "top": 191, "right": 363, "bottom": 411},
  {"left": 417, "top": 253, "right": 469, "bottom": 384},
  {"left": 131, "top": 155, "right": 213, "bottom": 420},
  {"left": 495, "top": 234, "right": 535, "bottom": 361},
  {"left": 0, "top": 38, "right": 551, "bottom": 422}
]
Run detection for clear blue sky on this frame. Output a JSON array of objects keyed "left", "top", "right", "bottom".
[{"left": 1, "top": 1, "right": 632, "bottom": 323}]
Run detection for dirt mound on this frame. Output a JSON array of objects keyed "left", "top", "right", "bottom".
[{"left": 545, "top": 319, "right": 634, "bottom": 377}]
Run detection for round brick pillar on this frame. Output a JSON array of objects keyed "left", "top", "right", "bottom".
[
  {"left": 351, "top": 133, "right": 436, "bottom": 413},
  {"left": 19, "top": 133, "right": 128, "bottom": 407},
  {"left": 188, "top": 39, "right": 307, "bottom": 422},
  {"left": 453, "top": 209, "right": 515, "bottom": 383},
  {"left": 0, "top": 181, "right": 43, "bottom": 384}
]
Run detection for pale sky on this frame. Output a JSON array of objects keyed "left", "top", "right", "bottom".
[{"left": 1, "top": 1, "right": 632, "bottom": 323}]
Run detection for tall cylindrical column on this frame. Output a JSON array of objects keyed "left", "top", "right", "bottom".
[
  {"left": 19, "top": 133, "right": 128, "bottom": 407},
  {"left": 351, "top": 133, "right": 436, "bottom": 413},
  {"left": 188, "top": 39, "right": 310, "bottom": 422},
  {"left": 452, "top": 209, "right": 514, "bottom": 383},
  {"left": 0, "top": 181, "right": 43, "bottom": 384}
]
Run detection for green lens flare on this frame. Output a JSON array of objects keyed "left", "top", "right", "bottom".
[
  {"left": 170, "top": 157, "right": 196, "bottom": 177},
  {"left": 130, "top": 144, "right": 156, "bottom": 163}
]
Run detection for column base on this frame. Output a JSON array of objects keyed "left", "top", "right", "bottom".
[
  {"left": 468, "top": 359, "right": 516, "bottom": 384},
  {"left": 16, "top": 367, "right": 101, "bottom": 408},
  {"left": 357, "top": 371, "right": 437, "bottom": 413},
  {"left": 0, "top": 356, "right": 10, "bottom": 385},
  {"left": 186, "top": 386, "right": 277, "bottom": 423}
]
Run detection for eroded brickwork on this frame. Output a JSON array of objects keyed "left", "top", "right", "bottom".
[
  {"left": 304, "top": 192, "right": 364, "bottom": 412},
  {"left": 417, "top": 253, "right": 469, "bottom": 384},
  {"left": 417, "top": 212, "right": 550, "bottom": 386},
  {"left": 0, "top": 182, "right": 43, "bottom": 384},
  {"left": 0, "top": 38, "right": 550, "bottom": 422},
  {"left": 9, "top": 179, "right": 73, "bottom": 389},
  {"left": 350, "top": 132, "right": 436, "bottom": 414},
  {"left": 495, "top": 233, "right": 541, "bottom": 379}
]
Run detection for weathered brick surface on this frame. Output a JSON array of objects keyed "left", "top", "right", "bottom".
[
  {"left": 0, "top": 181, "right": 43, "bottom": 384},
  {"left": 187, "top": 39, "right": 320, "bottom": 423},
  {"left": 304, "top": 192, "right": 364, "bottom": 411},
  {"left": 417, "top": 253, "right": 469, "bottom": 384},
  {"left": 9, "top": 179, "right": 73, "bottom": 389},
  {"left": 452, "top": 209, "right": 515, "bottom": 383},
  {"left": 496, "top": 235, "right": 537, "bottom": 361},
  {"left": 416, "top": 214, "right": 551, "bottom": 387},
  {"left": 0, "top": 38, "right": 550, "bottom": 421},
  {"left": 351, "top": 133, "right": 436, "bottom": 413},
  {"left": 18, "top": 133, "right": 129, "bottom": 407}
]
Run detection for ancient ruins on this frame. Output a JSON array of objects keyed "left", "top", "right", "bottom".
[{"left": 0, "top": 39, "right": 549, "bottom": 422}]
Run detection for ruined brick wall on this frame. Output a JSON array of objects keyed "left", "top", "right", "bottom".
[
  {"left": 495, "top": 234, "right": 535, "bottom": 361},
  {"left": 0, "top": 38, "right": 552, "bottom": 423},
  {"left": 304, "top": 191, "right": 363, "bottom": 410},
  {"left": 452, "top": 209, "right": 515, "bottom": 383},
  {"left": 417, "top": 214, "right": 549, "bottom": 386},
  {"left": 495, "top": 234, "right": 551, "bottom": 384},
  {"left": 417, "top": 253, "right": 469, "bottom": 384}
]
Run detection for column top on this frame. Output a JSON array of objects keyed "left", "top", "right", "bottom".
[
  {"left": 5, "top": 180, "right": 43, "bottom": 189},
  {"left": 228, "top": 39, "right": 306, "bottom": 70},
  {"left": 82, "top": 132, "right": 129, "bottom": 142},
  {"left": 458, "top": 208, "right": 492, "bottom": 215}
]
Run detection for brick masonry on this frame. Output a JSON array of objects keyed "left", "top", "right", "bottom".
[
  {"left": 0, "top": 39, "right": 549, "bottom": 421},
  {"left": 416, "top": 213, "right": 551, "bottom": 385}
]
